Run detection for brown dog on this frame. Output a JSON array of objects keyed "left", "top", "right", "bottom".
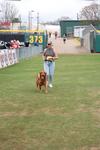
[{"left": 36, "top": 70, "right": 48, "bottom": 93}]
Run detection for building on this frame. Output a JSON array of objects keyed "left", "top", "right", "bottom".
[{"left": 60, "top": 20, "right": 100, "bottom": 37}]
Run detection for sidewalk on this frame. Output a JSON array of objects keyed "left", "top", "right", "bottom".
[{"left": 49, "top": 36, "right": 89, "bottom": 54}]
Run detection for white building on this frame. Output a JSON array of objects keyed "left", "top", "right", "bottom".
[{"left": 74, "top": 26, "right": 87, "bottom": 38}]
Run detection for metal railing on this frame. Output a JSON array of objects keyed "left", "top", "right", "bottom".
[{"left": 18, "top": 45, "right": 42, "bottom": 60}]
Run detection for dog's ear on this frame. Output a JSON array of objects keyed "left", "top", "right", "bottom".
[
  {"left": 37, "top": 72, "right": 41, "bottom": 78},
  {"left": 39, "top": 71, "right": 42, "bottom": 76},
  {"left": 44, "top": 72, "right": 47, "bottom": 76}
]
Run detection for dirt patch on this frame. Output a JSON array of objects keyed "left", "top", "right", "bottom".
[{"left": 51, "top": 37, "right": 89, "bottom": 54}]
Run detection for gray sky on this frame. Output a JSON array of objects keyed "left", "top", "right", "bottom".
[{"left": 1, "top": 0, "right": 95, "bottom": 22}]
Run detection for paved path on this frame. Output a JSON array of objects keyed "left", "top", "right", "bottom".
[{"left": 49, "top": 36, "right": 90, "bottom": 54}]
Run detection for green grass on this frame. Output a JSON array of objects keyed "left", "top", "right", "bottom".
[{"left": 0, "top": 54, "right": 100, "bottom": 150}]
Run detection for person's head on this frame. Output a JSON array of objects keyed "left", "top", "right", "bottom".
[{"left": 47, "top": 42, "right": 52, "bottom": 48}]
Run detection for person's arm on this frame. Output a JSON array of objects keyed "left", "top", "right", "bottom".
[
  {"left": 42, "top": 48, "right": 47, "bottom": 61},
  {"left": 53, "top": 55, "right": 58, "bottom": 60},
  {"left": 53, "top": 49, "right": 58, "bottom": 60}
]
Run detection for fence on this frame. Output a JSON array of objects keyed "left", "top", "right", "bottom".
[
  {"left": 0, "top": 49, "right": 18, "bottom": 69},
  {"left": 0, "top": 45, "right": 42, "bottom": 69},
  {"left": 82, "top": 25, "right": 97, "bottom": 52},
  {"left": 18, "top": 45, "right": 42, "bottom": 60}
]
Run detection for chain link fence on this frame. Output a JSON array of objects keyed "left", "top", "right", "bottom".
[{"left": 17, "top": 45, "right": 42, "bottom": 60}]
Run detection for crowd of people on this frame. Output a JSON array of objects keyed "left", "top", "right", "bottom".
[
  {"left": 0, "top": 40, "right": 21, "bottom": 49},
  {"left": 0, "top": 39, "right": 40, "bottom": 50}
]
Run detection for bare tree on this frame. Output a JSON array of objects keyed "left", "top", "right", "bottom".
[
  {"left": 0, "top": 1, "right": 18, "bottom": 22},
  {"left": 80, "top": 3, "right": 100, "bottom": 20}
]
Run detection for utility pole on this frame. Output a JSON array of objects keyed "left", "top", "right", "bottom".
[
  {"left": 77, "top": 13, "right": 79, "bottom": 20},
  {"left": 28, "top": 10, "right": 34, "bottom": 30},
  {"left": 37, "top": 12, "right": 39, "bottom": 31}
]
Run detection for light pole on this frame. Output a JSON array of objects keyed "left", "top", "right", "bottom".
[
  {"left": 37, "top": 12, "right": 39, "bottom": 31},
  {"left": 28, "top": 10, "right": 34, "bottom": 30}
]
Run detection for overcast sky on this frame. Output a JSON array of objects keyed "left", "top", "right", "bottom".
[{"left": 1, "top": 0, "right": 95, "bottom": 22}]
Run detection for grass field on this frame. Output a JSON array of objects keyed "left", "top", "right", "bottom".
[{"left": 0, "top": 54, "right": 100, "bottom": 150}]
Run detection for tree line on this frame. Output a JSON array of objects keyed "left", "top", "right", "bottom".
[{"left": 0, "top": 1, "right": 100, "bottom": 24}]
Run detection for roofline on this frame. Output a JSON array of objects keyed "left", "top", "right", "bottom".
[
  {"left": 60, "top": 20, "right": 80, "bottom": 22},
  {"left": 60, "top": 20, "right": 100, "bottom": 22}
]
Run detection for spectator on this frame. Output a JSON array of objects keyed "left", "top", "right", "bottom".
[
  {"left": 25, "top": 41, "right": 30, "bottom": 47},
  {"left": 0, "top": 41, "right": 6, "bottom": 49}
]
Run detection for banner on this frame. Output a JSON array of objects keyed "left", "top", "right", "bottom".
[{"left": 0, "top": 49, "right": 18, "bottom": 69}]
